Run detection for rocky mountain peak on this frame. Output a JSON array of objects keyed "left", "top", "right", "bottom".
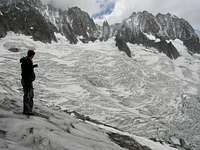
[
  {"left": 116, "top": 10, "right": 200, "bottom": 58},
  {"left": 0, "top": 0, "right": 99, "bottom": 43},
  {"left": 0, "top": 0, "right": 56, "bottom": 42},
  {"left": 156, "top": 12, "right": 198, "bottom": 41},
  {"left": 127, "top": 11, "right": 160, "bottom": 35},
  {"left": 100, "top": 20, "right": 110, "bottom": 41},
  {"left": 66, "top": 7, "right": 98, "bottom": 42}
]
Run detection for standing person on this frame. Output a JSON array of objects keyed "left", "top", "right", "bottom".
[{"left": 20, "top": 50, "right": 38, "bottom": 115}]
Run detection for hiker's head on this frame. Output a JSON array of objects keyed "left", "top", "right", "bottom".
[{"left": 27, "top": 50, "right": 35, "bottom": 59}]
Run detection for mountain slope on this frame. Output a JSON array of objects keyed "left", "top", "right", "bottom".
[
  {"left": 100, "top": 20, "right": 111, "bottom": 41},
  {"left": 66, "top": 7, "right": 98, "bottom": 43},
  {"left": 0, "top": 0, "right": 56, "bottom": 42},
  {"left": 116, "top": 11, "right": 200, "bottom": 58},
  {"left": 0, "top": 0, "right": 199, "bottom": 60},
  {"left": 0, "top": 0, "right": 98, "bottom": 43}
]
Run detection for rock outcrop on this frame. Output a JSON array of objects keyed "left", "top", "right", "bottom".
[
  {"left": 66, "top": 7, "right": 98, "bottom": 43},
  {"left": 100, "top": 20, "right": 111, "bottom": 41},
  {"left": 116, "top": 11, "right": 200, "bottom": 58},
  {"left": 0, "top": 0, "right": 98, "bottom": 43},
  {"left": 0, "top": 0, "right": 56, "bottom": 43},
  {"left": 41, "top": 4, "right": 78, "bottom": 44},
  {"left": 115, "top": 32, "right": 132, "bottom": 57},
  {"left": 156, "top": 13, "right": 197, "bottom": 41},
  {"left": 110, "top": 23, "right": 122, "bottom": 37},
  {"left": 156, "top": 13, "right": 200, "bottom": 53}
]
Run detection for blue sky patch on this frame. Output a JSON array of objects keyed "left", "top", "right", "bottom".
[{"left": 92, "top": 0, "right": 116, "bottom": 19}]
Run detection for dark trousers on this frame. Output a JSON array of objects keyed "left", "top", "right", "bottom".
[{"left": 21, "top": 79, "right": 34, "bottom": 114}]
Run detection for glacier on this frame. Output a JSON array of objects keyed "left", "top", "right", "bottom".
[{"left": 0, "top": 32, "right": 200, "bottom": 149}]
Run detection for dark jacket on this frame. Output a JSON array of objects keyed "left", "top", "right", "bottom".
[{"left": 20, "top": 56, "right": 36, "bottom": 86}]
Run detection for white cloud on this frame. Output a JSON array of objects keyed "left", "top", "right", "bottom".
[
  {"left": 101, "top": 0, "right": 200, "bottom": 28},
  {"left": 41, "top": 0, "right": 101, "bottom": 14}
]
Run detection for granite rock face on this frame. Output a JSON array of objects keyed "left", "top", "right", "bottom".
[
  {"left": 115, "top": 31, "right": 132, "bottom": 57},
  {"left": 0, "top": 0, "right": 98, "bottom": 43},
  {"left": 128, "top": 11, "right": 160, "bottom": 35},
  {"left": 116, "top": 11, "right": 200, "bottom": 58},
  {"left": 156, "top": 13, "right": 197, "bottom": 40},
  {"left": 100, "top": 20, "right": 111, "bottom": 41},
  {"left": 66, "top": 7, "right": 98, "bottom": 43},
  {"left": 110, "top": 23, "right": 122, "bottom": 37},
  {"left": 156, "top": 13, "right": 200, "bottom": 53},
  {"left": 0, "top": 0, "right": 56, "bottom": 43},
  {"left": 41, "top": 5, "right": 78, "bottom": 44}
]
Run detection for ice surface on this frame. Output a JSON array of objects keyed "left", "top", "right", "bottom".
[{"left": 0, "top": 33, "right": 199, "bottom": 149}]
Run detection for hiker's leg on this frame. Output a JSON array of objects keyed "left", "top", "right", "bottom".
[
  {"left": 21, "top": 80, "right": 29, "bottom": 114},
  {"left": 29, "top": 85, "right": 34, "bottom": 113}
]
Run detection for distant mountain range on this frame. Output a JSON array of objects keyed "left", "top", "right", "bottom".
[
  {"left": 114, "top": 11, "right": 200, "bottom": 58},
  {"left": 0, "top": 0, "right": 98, "bottom": 43},
  {"left": 0, "top": 0, "right": 200, "bottom": 59}
]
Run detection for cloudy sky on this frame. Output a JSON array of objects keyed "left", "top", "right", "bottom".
[{"left": 41, "top": 0, "right": 200, "bottom": 29}]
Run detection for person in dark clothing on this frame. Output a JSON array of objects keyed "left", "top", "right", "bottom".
[{"left": 20, "top": 50, "right": 38, "bottom": 115}]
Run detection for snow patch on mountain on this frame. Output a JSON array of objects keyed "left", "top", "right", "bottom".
[{"left": 143, "top": 33, "right": 161, "bottom": 42}]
